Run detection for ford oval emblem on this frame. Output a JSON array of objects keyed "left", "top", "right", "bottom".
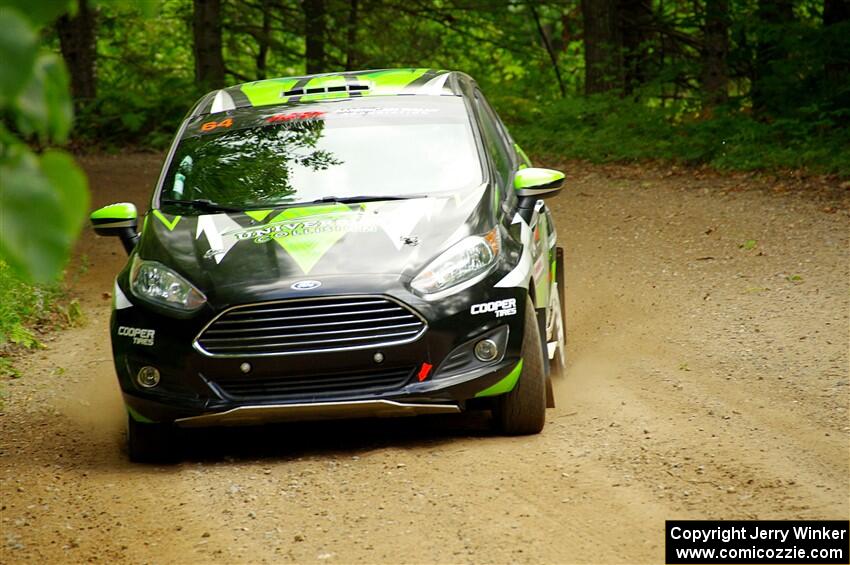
[{"left": 291, "top": 280, "right": 321, "bottom": 290}]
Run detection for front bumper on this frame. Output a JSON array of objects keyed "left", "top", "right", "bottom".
[
  {"left": 122, "top": 355, "right": 522, "bottom": 425},
  {"left": 113, "top": 273, "right": 528, "bottom": 425}
]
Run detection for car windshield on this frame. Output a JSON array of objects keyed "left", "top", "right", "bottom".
[{"left": 158, "top": 97, "right": 483, "bottom": 210}]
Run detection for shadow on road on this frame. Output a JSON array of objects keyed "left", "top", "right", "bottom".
[
  {"left": 2, "top": 408, "right": 500, "bottom": 470},
  {"left": 178, "top": 411, "right": 496, "bottom": 464}
]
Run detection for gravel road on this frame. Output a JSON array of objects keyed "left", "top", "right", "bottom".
[{"left": 1, "top": 154, "right": 848, "bottom": 564}]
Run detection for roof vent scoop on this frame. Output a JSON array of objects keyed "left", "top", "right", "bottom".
[{"left": 282, "top": 83, "right": 369, "bottom": 97}]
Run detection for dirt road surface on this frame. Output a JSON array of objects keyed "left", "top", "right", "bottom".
[{"left": 1, "top": 154, "right": 848, "bottom": 564}]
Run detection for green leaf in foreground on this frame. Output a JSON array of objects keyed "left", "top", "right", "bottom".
[
  {"left": 0, "top": 7, "right": 38, "bottom": 106},
  {"left": 14, "top": 52, "right": 73, "bottom": 143},
  {"left": 0, "top": 147, "right": 89, "bottom": 282},
  {"left": 0, "top": 0, "right": 73, "bottom": 27}
]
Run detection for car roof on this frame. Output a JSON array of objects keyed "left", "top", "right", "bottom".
[{"left": 191, "top": 68, "right": 471, "bottom": 118}]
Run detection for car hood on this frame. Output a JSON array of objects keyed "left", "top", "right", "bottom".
[{"left": 136, "top": 186, "right": 495, "bottom": 305}]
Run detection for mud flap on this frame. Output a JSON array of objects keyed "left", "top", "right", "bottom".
[
  {"left": 537, "top": 306, "right": 555, "bottom": 408},
  {"left": 536, "top": 307, "right": 549, "bottom": 379}
]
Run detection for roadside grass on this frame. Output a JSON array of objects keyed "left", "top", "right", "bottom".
[
  {"left": 498, "top": 94, "right": 850, "bottom": 178},
  {"left": 0, "top": 261, "right": 84, "bottom": 408}
]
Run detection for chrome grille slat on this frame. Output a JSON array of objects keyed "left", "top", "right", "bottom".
[
  {"left": 226, "top": 300, "right": 389, "bottom": 315},
  {"left": 201, "top": 322, "right": 422, "bottom": 343},
  {"left": 195, "top": 296, "right": 427, "bottom": 357},
  {"left": 203, "top": 314, "right": 417, "bottom": 334},
  {"left": 206, "top": 330, "right": 421, "bottom": 351},
  {"left": 214, "top": 307, "right": 405, "bottom": 325}
]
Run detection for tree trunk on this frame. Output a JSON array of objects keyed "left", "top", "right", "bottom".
[
  {"left": 530, "top": 2, "right": 566, "bottom": 97},
  {"left": 824, "top": 0, "right": 850, "bottom": 24},
  {"left": 824, "top": 0, "right": 850, "bottom": 87},
  {"left": 700, "top": 0, "right": 729, "bottom": 109},
  {"left": 256, "top": 0, "right": 272, "bottom": 79},
  {"left": 303, "top": 0, "right": 327, "bottom": 74},
  {"left": 581, "top": 0, "right": 622, "bottom": 94},
  {"left": 193, "top": 0, "right": 226, "bottom": 89},
  {"left": 619, "top": 0, "right": 652, "bottom": 95},
  {"left": 346, "top": 0, "right": 358, "bottom": 70},
  {"left": 752, "top": 0, "right": 793, "bottom": 115},
  {"left": 56, "top": 0, "right": 97, "bottom": 101}
]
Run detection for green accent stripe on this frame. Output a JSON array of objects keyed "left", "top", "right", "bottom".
[
  {"left": 475, "top": 360, "right": 523, "bottom": 397},
  {"left": 360, "top": 68, "right": 429, "bottom": 92},
  {"left": 240, "top": 77, "right": 300, "bottom": 106},
  {"left": 233, "top": 69, "right": 444, "bottom": 108},
  {"left": 152, "top": 209, "right": 181, "bottom": 231},
  {"left": 245, "top": 209, "right": 272, "bottom": 222},
  {"left": 126, "top": 405, "right": 156, "bottom": 423},
  {"left": 514, "top": 143, "right": 532, "bottom": 168}
]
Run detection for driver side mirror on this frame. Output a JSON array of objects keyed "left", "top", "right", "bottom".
[
  {"left": 513, "top": 167, "right": 565, "bottom": 198},
  {"left": 90, "top": 202, "right": 140, "bottom": 254}
]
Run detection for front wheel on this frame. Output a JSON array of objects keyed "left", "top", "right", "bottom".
[
  {"left": 127, "top": 415, "right": 177, "bottom": 463},
  {"left": 492, "top": 296, "right": 547, "bottom": 435}
]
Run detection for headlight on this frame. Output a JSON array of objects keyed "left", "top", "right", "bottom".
[
  {"left": 411, "top": 227, "right": 500, "bottom": 297},
  {"left": 130, "top": 256, "right": 206, "bottom": 311}
]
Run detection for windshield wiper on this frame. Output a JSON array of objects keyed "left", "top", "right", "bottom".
[
  {"left": 160, "top": 198, "right": 244, "bottom": 213},
  {"left": 299, "top": 194, "right": 425, "bottom": 205}
]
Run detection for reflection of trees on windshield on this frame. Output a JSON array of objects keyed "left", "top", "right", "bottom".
[{"left": 164, "top": 119, "right": 342, "bottom": 207}]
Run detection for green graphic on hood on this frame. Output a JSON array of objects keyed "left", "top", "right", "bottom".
[
  {"left": 268, "top": 204, "right": 354, "bottom": 274},
  {"left": 244, "top": 209, "right": 273, "bottom": 222}
]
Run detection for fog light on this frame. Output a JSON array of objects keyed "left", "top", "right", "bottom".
[
  {"left": 474, "top": 339, "right": 499, "bottom": 362},
  {"left": 136, "top": 366, "right": 160, "bottom": 388}
]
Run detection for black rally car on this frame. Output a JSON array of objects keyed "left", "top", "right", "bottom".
[{"left": 90, "top": 69, "right": 567, "bottom": 462}]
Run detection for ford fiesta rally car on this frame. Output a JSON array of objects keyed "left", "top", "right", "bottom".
[{"left": 90, "top": 69, "right": 567, "bottom": 462}]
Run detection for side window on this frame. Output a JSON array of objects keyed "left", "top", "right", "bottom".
[{"left": 474, "top": 91, "right": 514, "bottom": 193}]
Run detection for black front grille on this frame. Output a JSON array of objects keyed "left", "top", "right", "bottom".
[
  {"left": 212, "top": 365, "right": 416, "bottom": 399},
  {"left": 196, "top": 296, "right": 426, "bottom": 357}
]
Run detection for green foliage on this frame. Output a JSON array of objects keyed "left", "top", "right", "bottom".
[
  {"left": 0, "top": 7, "right": 39, "bottom": 105},
  {"left": 500, "top": 94, "right": 850, "bottom": 176},
  {"left": 27, "top": 0, "right": 850, "bottom": 177},
  {"left": 0, "top": 357, "right": 21, "bottom": 378},
  {"left": 14, "top": 52, "right": 73, "bottom": 141},
  {"left": 0, "top": 146, "right": 89, "bottom": 281},
  {"left": 0, "top": 260, "right": 65, "bottom": 350},
  {"left": 71, "top": 0, "right": 198, "bottom": 148},
  {"left": 0, "top": 1, "right": 89, "bottom": 283},
  {"left": 1, "top": 0, "right": 71, "bottom": 27}
]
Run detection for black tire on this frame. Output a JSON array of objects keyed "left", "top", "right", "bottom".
[
  {"left": 127, "top": 415, "right": 178, "bottom": 463},
  {"left": 493, "top": 296, "right": 547, "bottom": 435}
]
